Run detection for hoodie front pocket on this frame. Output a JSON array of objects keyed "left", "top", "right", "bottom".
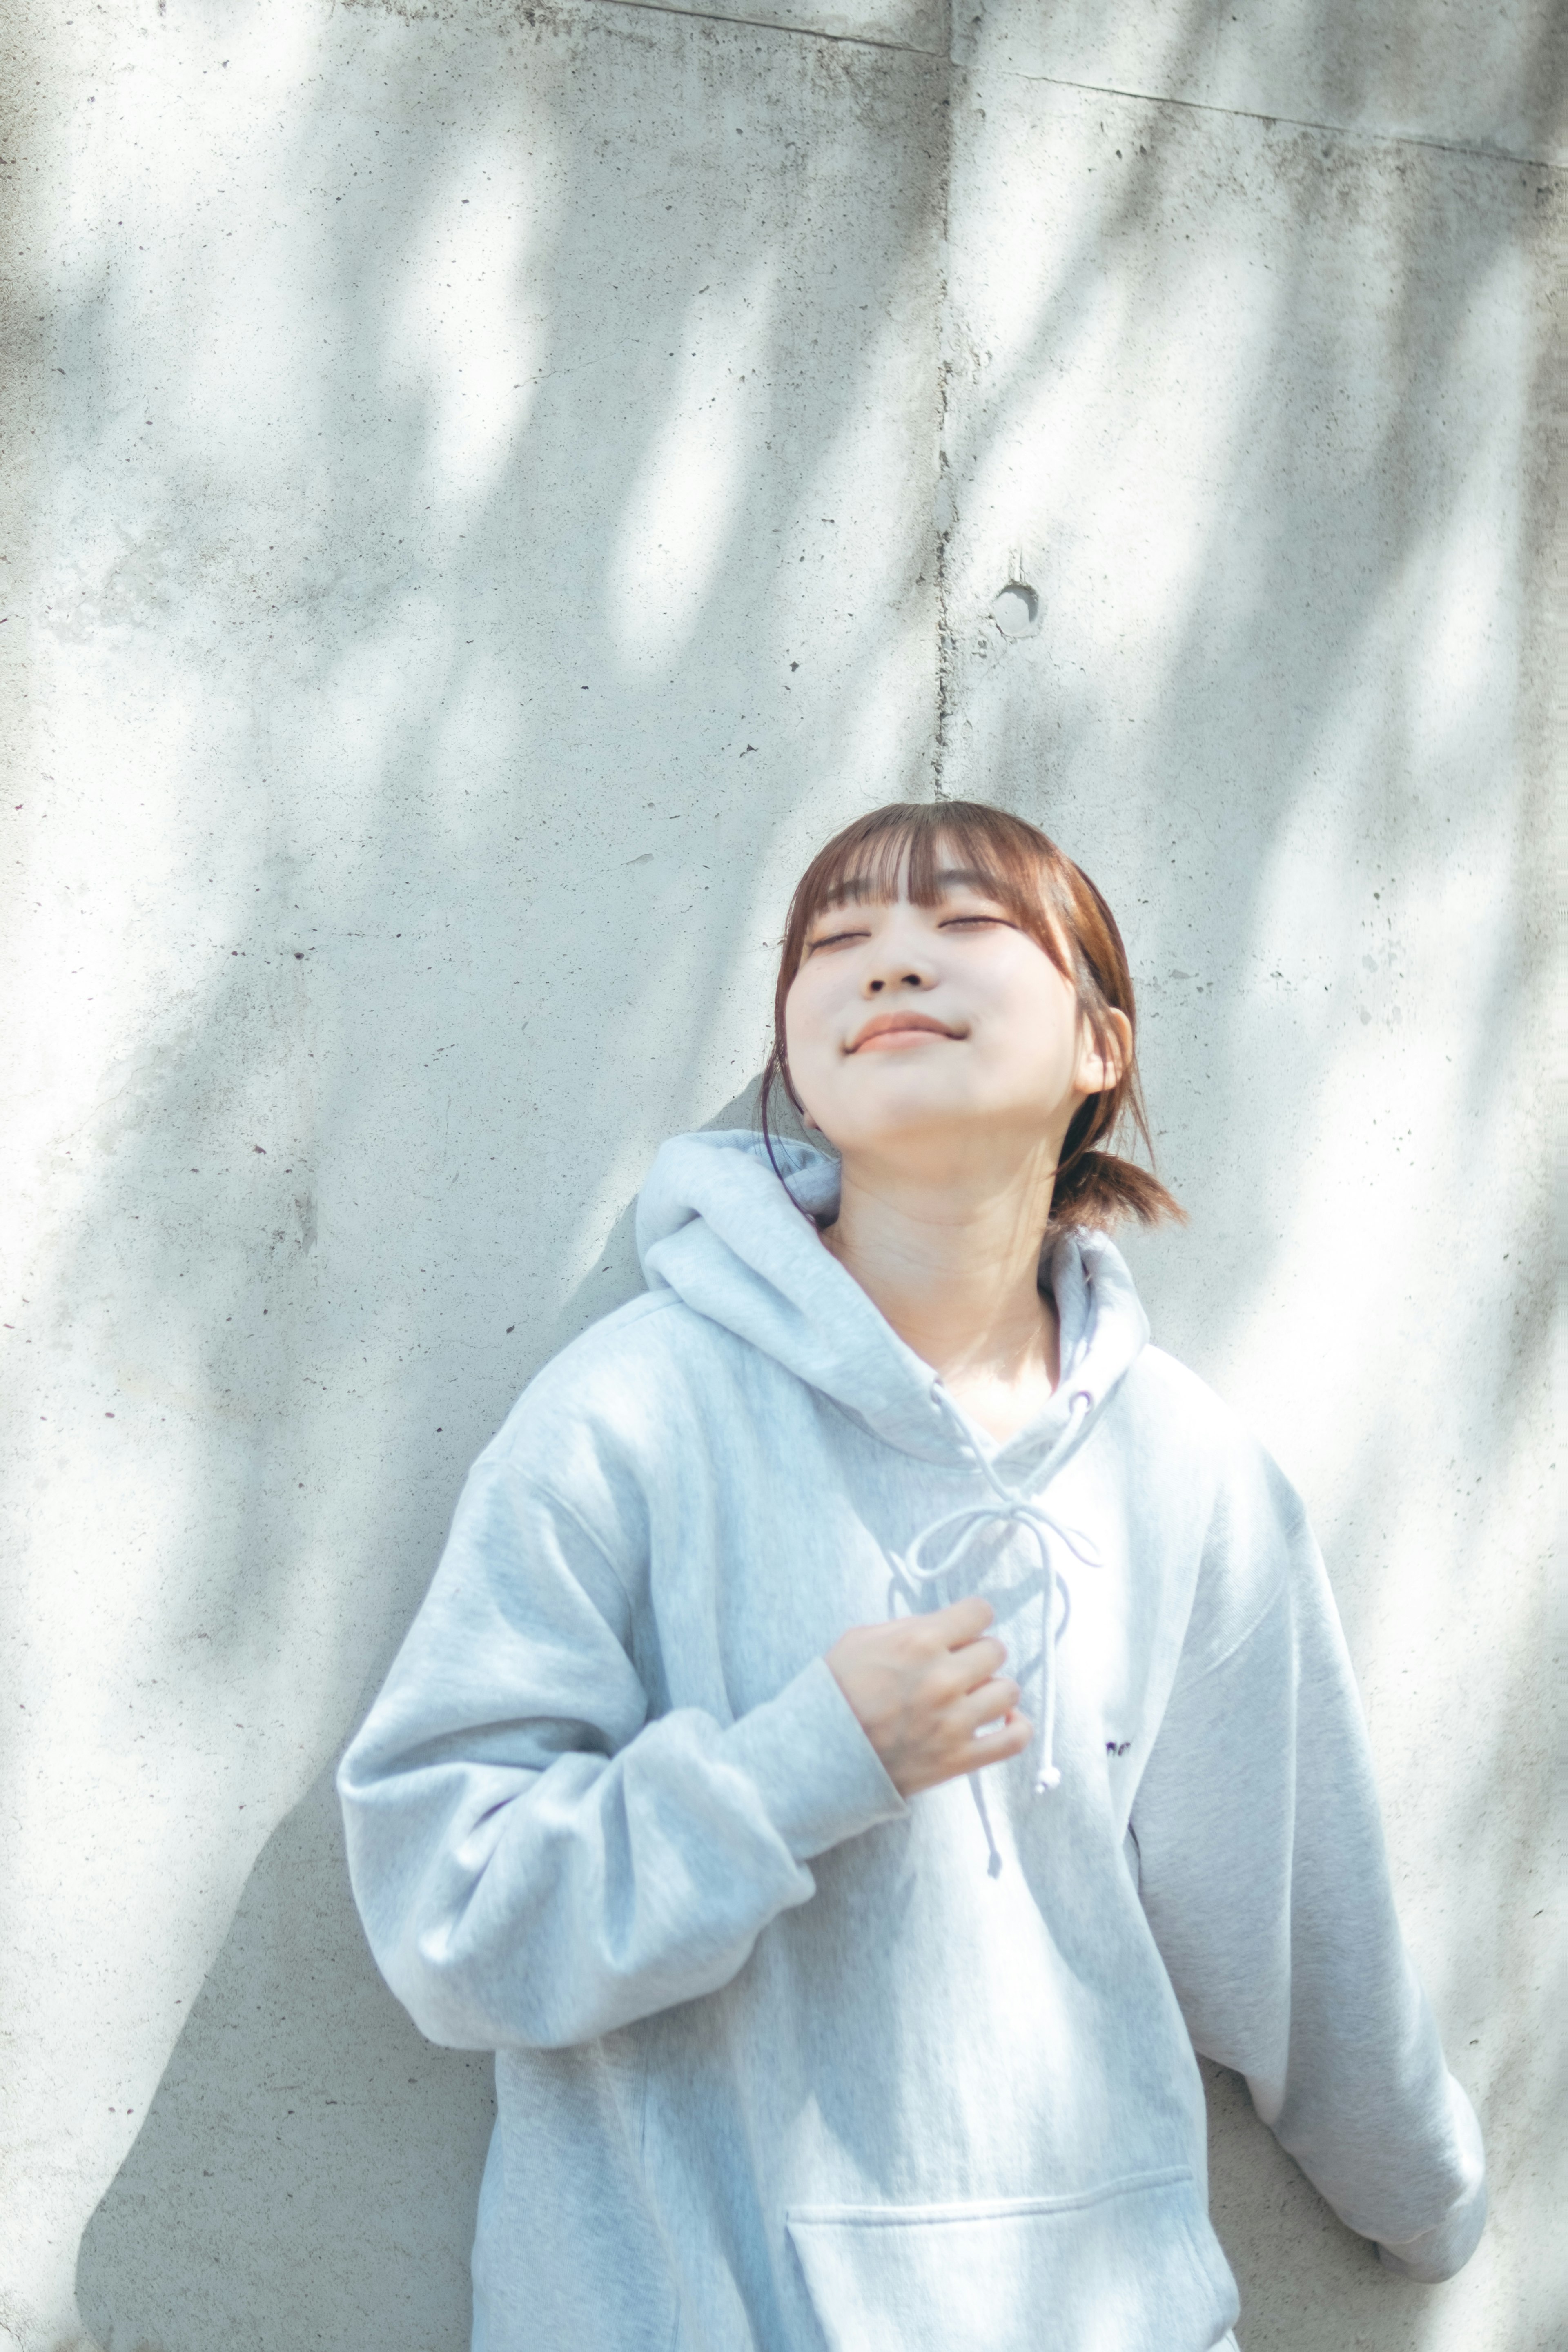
[{"left": 786, "top": 2167, "right": 1237, "bottom": 2352}]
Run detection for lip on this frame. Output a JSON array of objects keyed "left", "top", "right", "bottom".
[{"left": 846, "top": 1011, "right": 964, "bottom": 1054}]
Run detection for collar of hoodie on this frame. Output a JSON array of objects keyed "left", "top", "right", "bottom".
[{"left": 637, "top": 1129, "right": 1148, "bottom": 1473}]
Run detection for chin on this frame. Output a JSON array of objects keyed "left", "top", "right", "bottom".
[
  {"left": 812, "top": 1098, "right": 1006, "bottom": 1159},
  {"left": 820, "top": 1075, "right": 1074, "bottom": 1157}
]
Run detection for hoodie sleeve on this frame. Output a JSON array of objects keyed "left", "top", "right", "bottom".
[
  {"left": 337, "top": 1450, "right": 906, "bottom": 2052},
  {"left": 1129, "top": 1464, "right": 1486, "bottom": 2283}
]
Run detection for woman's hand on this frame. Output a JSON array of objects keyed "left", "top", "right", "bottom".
[{"left": 825, "top": 1596, "right": 1031, "bottom": 1798}]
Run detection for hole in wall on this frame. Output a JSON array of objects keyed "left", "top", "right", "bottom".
[{"left": 991, "top": 581, "right": 1040, "bottom": 638}]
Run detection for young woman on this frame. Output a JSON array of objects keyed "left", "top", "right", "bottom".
[{"left": 340, "top": 801, "right": 1485, "bottom": 2352}]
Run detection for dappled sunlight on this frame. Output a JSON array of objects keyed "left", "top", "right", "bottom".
[
  {"left": 929, "top": 14, "right": 1555, "bottom": 2348},
  {"left": 6, "top": 32, "right": 946, "bottom": 2334},
  {"left": 1396, "top": 275, "right": 1529, "bottom": 780},
  {"left": 392, "top": 148, "right": 557, "bottom": 512},
  {"left": 958, "top": 232, "right": 1278, "bottom": 683},
  {"left": 316, "top": 601, "right": 466, "bottom": 830},
  {"left": 0, "top": 0, "right": 1555, "bottom": 2345},
  {"left": 610, "top": 263, "right": 779, "bottom": 668}
]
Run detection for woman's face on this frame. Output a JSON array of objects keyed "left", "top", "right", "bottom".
[{"left": 783, "top": 862, "right": 1123, "bottom": 1170}]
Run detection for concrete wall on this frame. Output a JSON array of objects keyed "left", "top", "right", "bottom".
[{"left": 0, "top": 2, "right": 1558, "bottom": 2347}]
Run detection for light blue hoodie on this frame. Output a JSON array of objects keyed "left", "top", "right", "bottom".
[{"left": 339, "top": 1131, "right": 1486, "bottom": 2352}]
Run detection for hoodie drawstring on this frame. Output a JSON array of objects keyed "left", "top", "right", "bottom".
[{"left": 890, "top": 1388, "right": 1099, "bottom": 1804}]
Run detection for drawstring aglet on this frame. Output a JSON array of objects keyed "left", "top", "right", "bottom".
[{"left": 1034, "top": 1765, "right": 1061, "bottom": 1795}]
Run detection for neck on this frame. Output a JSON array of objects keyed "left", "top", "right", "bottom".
[{"left": 822, "top": 1141, "right": 1062, "bottom": 1405}]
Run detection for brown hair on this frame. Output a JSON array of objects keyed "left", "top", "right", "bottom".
[{"left": 760, "top": 800, "right": 1183, "bottom": 1234}]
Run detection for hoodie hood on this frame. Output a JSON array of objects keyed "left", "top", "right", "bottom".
[{"left": 635, "top": 1129, "right": 1150, "bottom": 1475}]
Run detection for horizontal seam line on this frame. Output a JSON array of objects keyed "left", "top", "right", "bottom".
[
  {"left": 575, "top": 0, "right": 943, "bottom": 60},
  {"left": 535, "top": 7, "right": 1563, "bottom": 167},
  {"left": 975, "top": 64, "right": 1559, "bottom": 170}
]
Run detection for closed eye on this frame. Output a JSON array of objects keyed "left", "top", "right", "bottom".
[{"left": 805, "top": 927, "right": 871, "bottom": 953}]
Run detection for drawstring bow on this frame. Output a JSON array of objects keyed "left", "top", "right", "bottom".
[{"left": 889, "top": 1387, "right": 1098, "bottom": 1810}]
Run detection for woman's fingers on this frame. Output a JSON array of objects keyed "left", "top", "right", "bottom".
[
  {"left": 947, "top": 1633, "right": 1009, "bottom": 1693},
  {"left": 953, "top": 1677, "right": 1023, "bottom": 1735},
  {"left": 968, "top": 1708, "right": 1033, "bottom": 1760},
  {"left": 915, "top": 1600, "right": 1009, "bottom": 1694},
  {"left": 824, "top": 1596, "right": 1035, "bottom": 1796},
  {"left": 924, "top": 1594, "right": 995, "bottom": 1646}
]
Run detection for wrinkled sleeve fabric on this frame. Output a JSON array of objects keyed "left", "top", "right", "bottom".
[
  {"left": 1130, "top": 1459, "right": 1486, "bottom": 2283},
  {"left": 337, "top": 1450, "right": 905, "bottom": 2053}
]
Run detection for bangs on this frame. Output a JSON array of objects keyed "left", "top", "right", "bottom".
[{"left": 784, "top": 801, "right": 1072, "bottom": 980}]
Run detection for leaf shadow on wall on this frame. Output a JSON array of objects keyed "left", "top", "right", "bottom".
[
  {"left": 76, "top": 1769, "right": 496, "bottom": 2352},
  {"left": 28, "top": 3, "right": 947, "bottom": 2343},
  {"left": 67, "top": 1081, "right": 796, "bottom": 2352},
  {"left": 932, "top": 12, "right": 1560, "bottom": 2344},
  {"left": 24, "top": 0, "right": 1559, "bottom": 2347}
]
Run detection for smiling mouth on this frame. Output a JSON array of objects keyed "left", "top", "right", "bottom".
[{"left": 846, "top": 1013, "right": 965, "bottom": 1054}]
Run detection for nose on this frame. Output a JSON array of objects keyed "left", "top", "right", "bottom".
[
  {"left": 864, "top": 943, "right": 934, "bottom": 997},
  {"left": 849, "top": 896, "right": 943, "bottom": 1000}
]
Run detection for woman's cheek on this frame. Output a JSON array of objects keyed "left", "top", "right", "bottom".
[
  {"left": 791, "top": 1052, "right": 840, "bottom": 1135},
  {"left": 785, "top": 988, "right": 833, "bottom": 1081}
]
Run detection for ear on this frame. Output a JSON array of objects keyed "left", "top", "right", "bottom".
[{"left": 1075, "top": 1008, "right": 1131, "bottom": 1097}]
